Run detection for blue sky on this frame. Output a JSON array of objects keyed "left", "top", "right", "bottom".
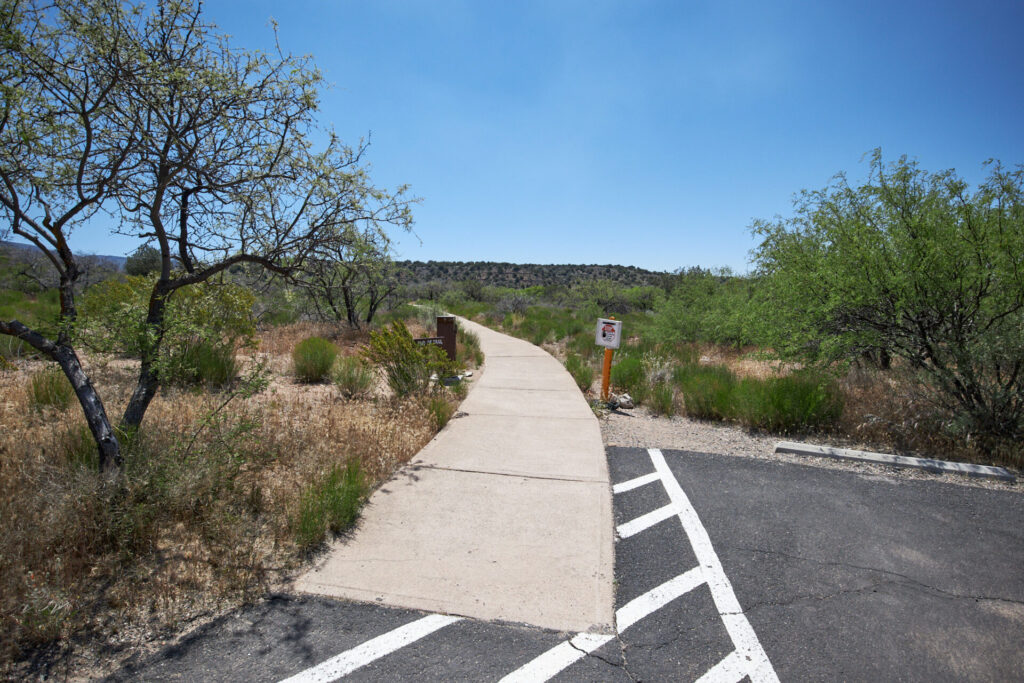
[{"left": 61, "top": 1, "right": 1024, "bottom": 272}]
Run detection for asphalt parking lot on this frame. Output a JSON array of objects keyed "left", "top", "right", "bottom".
[{"left": 111, "top": 447, "right": 1024, "bottom": 682}]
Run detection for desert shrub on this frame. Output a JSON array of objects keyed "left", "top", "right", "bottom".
[
  {"left": 675, "top": 364, "right": 737, "bottom": 420},
  {"left": 650, "top": 381, "right": 676, "bottom": 416},
  {"left": 611, "top": 355, "right": 648, "bottom": 402},
  {"left": 735, "top": 371, "right": 843, "bottom": 433},
  {"left": 334, "top": 356, "right": 375, "bottom": 399},
  {"left": 80, "top": 276, "right": 256, "bottom": 376},
  {"left": 496, "top": 291, "right": 533, "bottom": 315},
  {"left": 293, "top": 337, "right": 339, "bottom": 383},
  {"left": 169, "top": 339, "right": 238, "bottom": 387},
  {"left": 294, "top": 460, "right": 367, "bottom": 551},
  {"left": 364, "top": 321, "right": 457, "bottom": 397},
  {"left": 428, "top": 395, "right": 456, "bottom": 429},
  {"left": 29, "top": 366, "right": 74, "bottom": 410},
  {"left": 456, "top": 327, "right": 484, "bottom": 368},
  {"left": 564, "top": 353, "right": 594, "bottom": 392}
]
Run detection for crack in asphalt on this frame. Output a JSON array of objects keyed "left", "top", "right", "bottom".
[
  {"left": 722, "top": 544, "right": 1024, "bottom": 609},
  {"left": 565, "top": 633, "right": 638, "bottom": 682}
]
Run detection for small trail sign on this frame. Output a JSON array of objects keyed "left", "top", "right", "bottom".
[{"left": 595, "top": 318, "right": 622, "bottom": 350}]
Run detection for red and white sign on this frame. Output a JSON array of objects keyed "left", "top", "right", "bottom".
[{"left": 595, "top": 318, "right": 622, "bottom": 349}]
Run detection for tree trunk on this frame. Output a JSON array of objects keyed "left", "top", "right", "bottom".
[
  {"left": 53, "top": 345, "right": 122, "bottom": 474},
  {"left": 121, "top": 280, "right": 169, "bottom": 430},
  {"left": 0, "top": 320, "right": 122, "bottom": 473},
  {"left": 121, "top": 357, "right": 160, "bottom": 430}
]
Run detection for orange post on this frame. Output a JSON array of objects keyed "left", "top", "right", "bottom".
[
  {"left": 601, "top": 347, "right": 614, "bottom": 401},
  {"left": 600, "top": 315, "right": 616, "bottom": 401}
]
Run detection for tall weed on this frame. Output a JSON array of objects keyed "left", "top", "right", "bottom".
[
  {"left": 333, "top": 356, "right": 375, "bottom": 399},
  {"left": 564, "top": 353, "right": 595, "bottom": 392},
  {"left": 294, "top": 460, "right": 367, "bottom": 551},
  {"left": 735, "top": 371, "right": 843, "bottom": 433},
  {"left": 675, "top": 364, "right": 737, "bottom": 420},
  {"left": 29, "top": 366, "right": 74, "bottom": 410}
]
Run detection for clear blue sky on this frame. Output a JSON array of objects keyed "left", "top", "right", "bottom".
[{"left": 64, "top": 0, "right": 1024, "bottom": 272}]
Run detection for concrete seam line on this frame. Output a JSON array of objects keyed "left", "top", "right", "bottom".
[
  {"left": 774, "top": 441, "right": 1016, "bottom": 482},
  {"left": 277, "top": 614, "right": 461, "bottom": 683},
  {"left": 412, "top": 463, "right": 606, "bottom": 484},
  {"left": 648, "top": 448, "right": 780, "bottom": 683}
]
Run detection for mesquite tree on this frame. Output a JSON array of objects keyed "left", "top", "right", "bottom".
[
  {"left": 751, "top": 151, "right": 1024, "bottom": 446},
  {"left": 0, "top": 0, "right": 413, "bottom": 473}
]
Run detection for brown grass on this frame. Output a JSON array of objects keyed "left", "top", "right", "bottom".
[{"left": 0, "top": 321, "right": 446, "bottom": 678}]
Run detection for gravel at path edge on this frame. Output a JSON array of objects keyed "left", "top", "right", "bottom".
[{"left": 600, "top": 406, "right": 1020, "bottom": 493}]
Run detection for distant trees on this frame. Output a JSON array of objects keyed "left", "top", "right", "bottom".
[
  {"left": 0, "top": 0, "right": 412, "bottom": 472},
  {"left": 751, "top": 151, "right": 1024, "bottom": 446},
  {"left": 124, "top": 244, "right": 160, "bottom": 276}
]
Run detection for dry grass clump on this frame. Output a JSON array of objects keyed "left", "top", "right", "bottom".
[{"left": 0, "top": 323, "right": 443, "bottom": 678}]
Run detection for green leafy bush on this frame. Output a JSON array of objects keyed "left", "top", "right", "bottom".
[
  {"left": 293, "top": 337, "right": 339, "bottom": 383},
  {"left": 363, "top": 321, "right": 457, "bottom": 397},
  {"left": 735, "top": 371, "right": 843, "bottom": 433},
  {"left": 80, "top": 276, "right": 256, "bottom": 378},
  {"left": 334, "top": 355, "right": 375, "bottom": 399},
  {"left": 294, "top": 460, "right": 367, "bottom": 550},
  {"left": 675, "top": 364, "right": 738, "bottom": 420},
  {"left": 30, "top": 366, "right": 74, "bottom": 410},
  {"left": 564, "top": 353, "right": 594, "bottom": 392}
]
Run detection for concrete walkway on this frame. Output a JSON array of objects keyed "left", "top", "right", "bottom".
[{"left": 294, "top": 318, "right": 614, "bottom": 633}]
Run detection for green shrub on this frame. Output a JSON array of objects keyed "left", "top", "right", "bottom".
[
  {"left": 364, "top": 321, "right": 457, "bottom": 397},
  {"left": 650, "top": 381, "right": 676, "bottom": 416},
  {"left": 170, "top": 339, "right": 238, "bottom": 387},
  {"left": 611, "top": 355, "right": 649, "bottom": 403},
  {"left": 564, "top": 353, "right": 594, "bottom": 392},
  {"left": 30, "top": 366, "right": 74, "bottom": 410},
  {"left": 293, "top": 336, "right": 339, "bottom": 383},
  {"left": 674, "top": 364, "right": 738, "bottom": 420},
  {"left": 295, "top": 460, "right": 367, "bottom": 550},
  {"left": 735, "top": 371, "right": 843, "bottom": 433},
  {"left": 428, "top": 396, "right": 456, "bottom": 429},
  {"left": 456, "top": 327, "right": 484, "bottom": 368},
  {"left": 334, "top": 355, "right": 375, "bottom": 399}
]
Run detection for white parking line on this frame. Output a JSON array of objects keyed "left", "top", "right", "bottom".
[
  {"left": 616, "top": 503, "right": 678, "bottom": 538},
  {"left": 498, "top": 633, "right": 615, "bottom": 683},
  {"left": 647, "top": 448, "right": 779, "bottom": 683},
  {"left": 695, "top": 650, "right": 745, "bottom": 683},
  {"left": 500, "top": 567, "right": 707, "bottom": 682},
  {"left": 277, "top": 614, "right": 462, "bottom": 683},
  {"left": 612, "top": 471, "right": 661, "bottom": 494}
]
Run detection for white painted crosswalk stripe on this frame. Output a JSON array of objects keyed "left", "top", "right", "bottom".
[
  {"left": 612, "top": 471, "right": 661, "bottom": 494},
  {"left": 616, "top": 502, "right": 679, "bottom": 538},
  {"left": 277, "top": 614, "right": 462, "bottom": 683},
  {"left": 499, "top": 568, "right": 706, "bottom": 683},
  {"left": 647, "top": 448, "right": 779, "bottom": 683}
]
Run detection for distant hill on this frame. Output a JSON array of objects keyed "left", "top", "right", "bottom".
[
  {"left": 396, "top": 260, "right": 668, "bottom": 289},
  {"left": 1, "top": 240, "right": 126, "bottom": 270}
]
